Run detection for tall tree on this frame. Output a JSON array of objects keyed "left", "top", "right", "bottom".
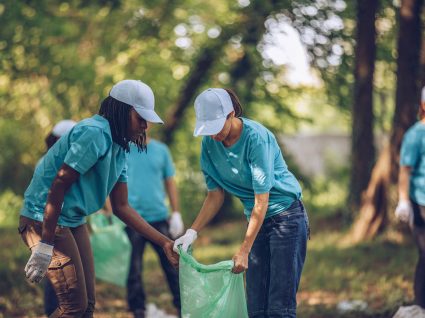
[
  {"left": 350, "top": 0, "right": 423, "bottom": 241},
  {"left": 349, "top": 0, "right": 379, "bottom": 212}
]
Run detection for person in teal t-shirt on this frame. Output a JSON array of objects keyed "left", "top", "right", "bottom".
[
  {"left": 37, "top": 119, "right": 77, "bottom": 317},
  {"left": 395, "top": 86, "right": 425, "bottom": 308},
  {"left": 174, "top": 88, "right": 309, "bottom": 318},
  {"left": 18, "top": 80, "right": 178, "bottom": 317},
  {"left": 125, "top": 130, "right": 183, "bottom": 318}
]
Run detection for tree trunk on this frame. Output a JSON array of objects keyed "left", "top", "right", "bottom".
[
  {"left": 349, "top": 0, "right": 378, "bottom": 212},
  {"left": 390, "top": 0, "right": 424, "bottom": 181},
  {"left": 162, "top": 0, "right": 280, "bottom": 144},
  {"left": 349, "top": 0, "right": 423, "bottom": 242},
  {"left": 420, "top": 29, "right": 425, "bottom": 86}
]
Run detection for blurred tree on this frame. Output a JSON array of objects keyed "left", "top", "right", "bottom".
[
  {"left": 349, "top": 0, "right": 378, "bottom": 213},
  {"left": 350, "top": 0, "right": 423, "bottom": 241}
]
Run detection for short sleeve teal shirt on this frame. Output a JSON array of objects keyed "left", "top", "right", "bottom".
[
  {"left": 400, "top": 122, "right": 425, "bottom": 205},
  {"left": 200, "top": 118, "right": 302, "bottom": 219},
  {"left": 127, "top": 140, "right": 175, "bottom": 223},
  {"left": 21, "top": 115, "right": 128, "bottom": 227}
]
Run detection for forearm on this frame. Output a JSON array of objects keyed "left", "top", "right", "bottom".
[
  {"left": 165, "top": 178, "right": 179, "bottom": 212},
  {"left": 239, "top": 201, "right": 268, "bottom": 253},
  {"left": 398, "top": 166, "right": 411, "bottom": 201},
  {"left": 114, "top": 205, "right": 171, "bottom": 247},
  {"left": 191, "top": 190, "right": 224, "bottom": 232},
  {"left": 42, "top": 166, "right": 79, "bottom": 244},
  {"left": 42, "top": 191, "right": 65, "bottom": 244}
]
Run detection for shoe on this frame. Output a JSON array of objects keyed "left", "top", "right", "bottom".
[{"left": 132, "top": 309, "right": 145, "bottom": 318}]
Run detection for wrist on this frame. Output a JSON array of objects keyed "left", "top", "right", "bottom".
[
  {"left": 37, "top": 241, "right": 54, "bottom": 255},
  {"left": 239, "top": 244, "right": 251, "bottom": 255},
  {"left": 398, "top": 199, "right": 411, "bottom": 207},
  {"left": 186, "top": 228, "right": 198, "bottom": 240},
  {"left": 161, "top": 237, "right": 173, "bottom": 248}
]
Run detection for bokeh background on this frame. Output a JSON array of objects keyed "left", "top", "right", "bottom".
[{"left": 0, "top": 0, "right": 424, "bottom": 317}]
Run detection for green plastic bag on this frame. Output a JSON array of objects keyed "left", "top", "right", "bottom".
[
  {"left": 89, "top": 213, "right": 130, "bottom": 287},
  {"left": 179, "top": 249, "right": 249, "bottom": 318}
]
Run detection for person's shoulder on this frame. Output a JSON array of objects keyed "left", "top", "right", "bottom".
[
  {"left": 242, "top": 118, "right": 274, "bottom": 144},
  {"left": 150, "top": 139, "right": 171, "bottom": 152},
  {"left": 71, "top": 115, "right": 112, "bottom": 144},
  {"left": 405, "top": 122, "right": 425, "bottom": 139}
]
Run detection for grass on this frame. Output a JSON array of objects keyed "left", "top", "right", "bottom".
[{"left": 0, "top": 203, "right": 417, "bottom": 318}]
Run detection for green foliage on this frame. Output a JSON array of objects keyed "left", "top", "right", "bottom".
[
  {"left": 0, "top": 213, "right": 415, "bottom": 317},
  {"left": 0, "top": 191, "right": 22, "bottom": 228}
]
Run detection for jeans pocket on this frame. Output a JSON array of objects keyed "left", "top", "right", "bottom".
[{"left": 47, "top": 256, "right": 78, "bottom": 294}]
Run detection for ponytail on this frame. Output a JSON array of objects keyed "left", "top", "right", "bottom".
[{"left": 224, "top": 89, "right": 243, "bottom": 117}]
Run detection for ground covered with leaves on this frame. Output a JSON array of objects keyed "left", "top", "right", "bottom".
[{"left": 0, "top": 203, "right": 416, "bottom": 318}]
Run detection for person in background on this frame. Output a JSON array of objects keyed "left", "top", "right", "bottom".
[
  {"left": 19, "top": 79, "right": 178, "bottom": 317},
  {"left": 125, "top": 124, "right": 183, "bottom": 318},
  {"left": 40, "top": 120, "right": 77, "bottom": 316},
  {"left": 395, "top": 86, "right": 425, "bottom": 308},
  {"left": 174, "top": 88, "right": 309, "bottom": 318}
]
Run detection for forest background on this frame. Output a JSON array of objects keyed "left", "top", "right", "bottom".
[{"left": 0, "top": 0, "right": 424, "bottom": 317}]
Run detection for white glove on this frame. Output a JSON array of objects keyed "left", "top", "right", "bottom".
[
  {"left": 25, "top": 241, "right": 53, "bottom": 283},
  {"left": 169, "top": 211, "right": 184, "bottom": 239},
  {"left": 173, "top": 229, "right": 197, "bottom": 253},
  {"left": 395, "top": 200, "right": 413, "bottom": 224}
]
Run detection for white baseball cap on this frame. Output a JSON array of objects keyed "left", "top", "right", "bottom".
[
  {"left": 52, "top": 120, "right": 77, "bottom": 137},
  {"left": 109, "top": 79, "right": 164, "bottom": 124},
  {"left": 193, "top": 88, "right": 234, "bottom": 137}
]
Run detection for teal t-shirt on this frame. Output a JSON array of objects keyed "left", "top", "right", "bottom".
[
  {"left": 400, "top": 121, "right": 425, "bottom": 205},
  {"left": 200, "top": 118, "right": 302, "bottom": 219},
  {"left": 21, "top": 115, "right": 128, "bottom": 227},
  {"left": 127, "top": 141, "right": 175, "bottom": 223}
]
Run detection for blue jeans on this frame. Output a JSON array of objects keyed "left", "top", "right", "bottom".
[{"left": 247, "top": 200, "right": 308, "bottom": 318}]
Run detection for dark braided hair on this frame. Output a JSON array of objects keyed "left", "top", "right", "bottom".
[{"left": 98, "top": 96, "right": 147, "bottom": 153}]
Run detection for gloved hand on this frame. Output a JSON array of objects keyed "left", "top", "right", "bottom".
[
  {"left": 25, "top": 241, "right": 53, "bottom": 283},
  {"left": 173, "top": 229, "right": 197, "bottom": 253},
  {"left": 395, "top": 200, "right": 413, "bottom": 224},
  {"left": 169, "top": 211, "right": 184, "bottom": 239}
]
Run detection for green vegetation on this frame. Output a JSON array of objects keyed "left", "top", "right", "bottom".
[{"left": 0, "top": 195, "right": 416, "bottom": 317}]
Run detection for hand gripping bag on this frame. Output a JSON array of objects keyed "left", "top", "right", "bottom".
[
  {"left": 179, "top": 249, "right": 248, "bottom": 318},
  {"left": 89, "top": 212, "right": 131, "bottom": 287}
]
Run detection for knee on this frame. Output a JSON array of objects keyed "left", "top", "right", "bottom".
[
  {"left": 62, "top": 297, "right": 88, "bottom": 317},
  {"left": 69, "top": 299, "right": 88, "bottom": 317}
]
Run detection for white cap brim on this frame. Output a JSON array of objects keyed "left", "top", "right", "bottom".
[
  {"left": 193, "top": 117, "right": 226, "bottom": 137},
  {"left": 135, "top": 107, "right": 164, "bottom": 124}
]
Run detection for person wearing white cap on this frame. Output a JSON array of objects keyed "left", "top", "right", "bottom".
[
  {"left": 43, "top": 120, "right": 78, "bottom": 149},
  {"left": 174, "top": 88, "right": 309, "bottom": 318},
  {"left": 395, "top": 86, "right": 425, "bottom": 308},
  {"left": 125, "top": 123, "right": 183, "bottom": 318},
  {"left": 18, "top": 79, "right": 177, "bottom": 317}
]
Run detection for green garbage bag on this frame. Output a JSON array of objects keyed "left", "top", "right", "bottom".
[
  {"left": 179, "top": 249, "right": 248, "bottom": 318},
  {"left": 89, "top": 213, "right": 130, "bottom": 287}
]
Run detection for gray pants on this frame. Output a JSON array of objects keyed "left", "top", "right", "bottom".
[{"left": 19, "top": 216, "right": 95, "bottom": 317}]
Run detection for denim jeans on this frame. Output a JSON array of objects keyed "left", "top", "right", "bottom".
[
  {"left": 411, "top": 200, "right": 425, "bottom": 308},
  {"left": 125, "top": 220, "right": 181, "bottom": 313},
  {"left": 246, "top": 200, "right": 308, "bottom": 318}
]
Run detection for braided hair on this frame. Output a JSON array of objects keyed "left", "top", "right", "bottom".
[{"left": 98, "top": 96, "right": 147, "bottom": 153}]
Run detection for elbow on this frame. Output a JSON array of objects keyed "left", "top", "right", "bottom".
[
  {"left": 207, "top": 188, "right": 225, "bottom": 206},
  {"left": 111, "top": 202, "right": 128, "bottom": 216}
]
